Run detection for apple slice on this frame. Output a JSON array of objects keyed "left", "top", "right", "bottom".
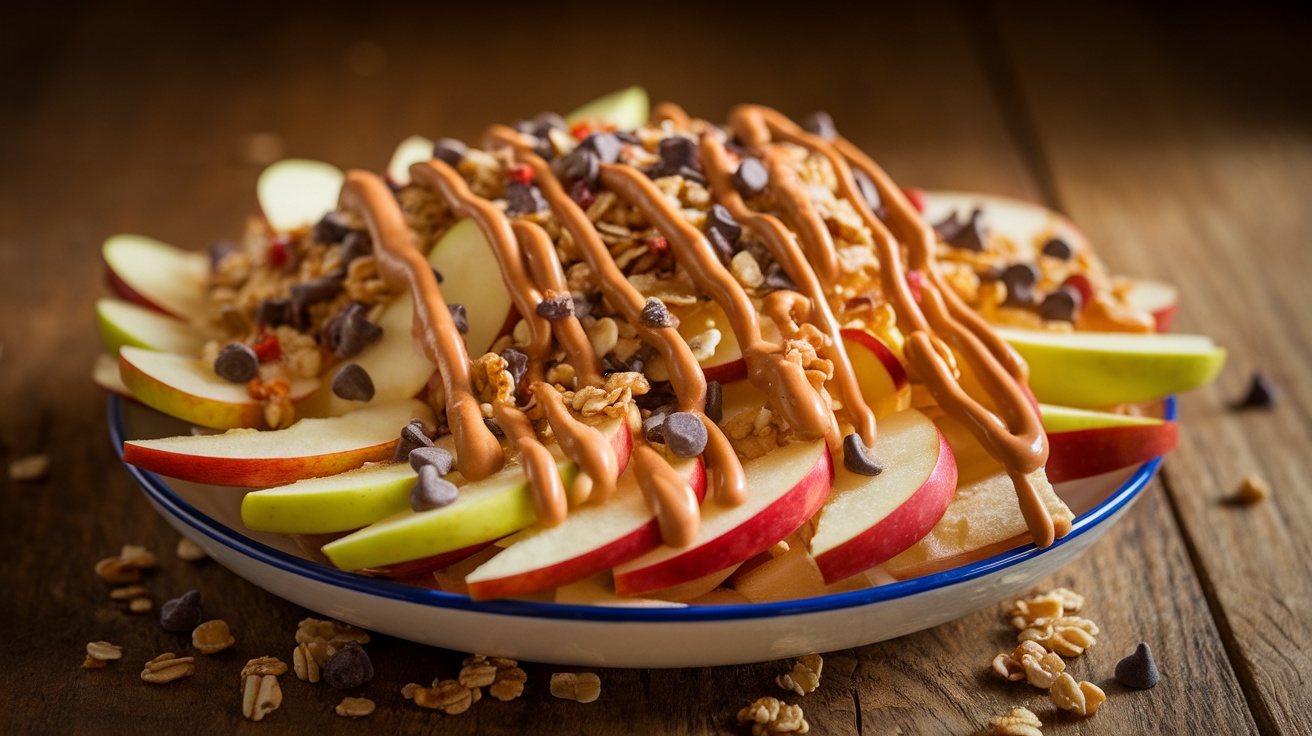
[
  {"left": 426, "top": 218, "right": 515, "bottom": 355},
  {"left": 553, "top": 574, "right": 686, "bottom": 608},
  {"left": 663, "top": 300, "right": 781, "bottom": 384},
  {"left": 612, "top": 439, "right": 833, "bottom": 597},
  {"left": 257, "top": 158, "right": 345, "bottom": 233},
  {"left": 123, "top": 399, "right": 433, "bottom": 487},
  {"left": 119, "top": 346, "right": 319, "bottom": 430},
  {"left": 102, "top": 234, "right": 209, "bottom": 319},
  {"left": 465, "top": 457, "right": 706, "bottom": 600},
  {"left": 564, "top": 86, "right": 650, "bottom": 132},
  {"left": 995, "top": 328, "right": 1226, "bottom": 406},
  {"left": 840, "top": 328, "right": 911, "bottom": 418},
  {"left": 809, "top": 409, "right": 957, "bottom": 584},
  {"left": 387, "top": 135, "right": 435, "bottom": 187},
  {"left": 1124, "top": 278, "right": 1179, "bottom": 333},
  {"left": 919, "top": 190, "right": 1088, "bottom": 261},
  {"left": 242, "top": 461, "right": 418, "bottom": 535},
  {"left": 97, "top": 298, "right": 207, "bottom": 356},
  {"left": 1040, "top": 404, "right": 1177, "bottom": 482},
  {"left": 93, "top": 353, "right": 132, "bottom": 397},
  {"left": 360, "top": 542, "right": 493, "bottom": 581}
]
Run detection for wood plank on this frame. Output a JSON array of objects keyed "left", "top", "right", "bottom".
[{"left": 991, "top": 2, "right": 1312, "bottom": 734}]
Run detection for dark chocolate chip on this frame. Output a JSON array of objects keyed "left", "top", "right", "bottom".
[
  {"left": 159, "top": 590, "right": 202, "bottom": 633},
  {"left": 1041, "top": 237, "right": 1073, "bottom": 260},
  {"left": 800, "top": 110, "right": 837, "bottom": 141},
  {"left": 447, "top": 303, "right": 468, "bottom": 334},
  {"left": 706, "top": 204, "right": 743, "bottom": 261},
  {"left": 505, "top": 181, "right": 549, "bottom": 216},
  {"left": 843, "top": 433, "right": 884, "bottom": 476},
  {"left": 501, "top": 348, "right": 529, "bottom": 389},
  {"left": 1114, "top": 642, "right": 1160, "bottom": 690},
  {"left": 852, "top": 169, "right": 886, "bottom": 220},
  {"left": 552, "top": 147, "right": 600, "bottom": 184},
  {"left": 649, "top": 136, "right": 700, "bottom": 179},
  {"left": 1037, "top": 285, "right": 1083, "bottom": 322},
  {"left": 323, "top": 641, "right": 374, "bottom": 690},
  {"left": 214, "top": 342, "right": 259, "bottom": 383},
  {"left": 432, "top": 138, "right": 468, "bottom": 168},
  {"left": 410, "top": 464, "right": 459, "bottom": 511},
  {"left": 580, "top": 132, "right": 622, "bottom": 165},
  {"left": 933, "top": 211, "right": 964, "bottom": 240},
  {"left": 614, "top": 131, "right": 642, "bottom": 145},
  {"left": 705, "top": 380, "right": 723, "bottom": 423},
  {"left": 640, "top": 297, "right": 674, "bottom": 328},
  {"left": 732, "top": 157, "right": 770, "bottom": 198},
  {"left": 535, "top": 291, "right": 575, "bottom": 321},
  {"left": 946, "top": 209, "right": 987, "bottom": 252},
  {"left": 393, "top": 419, "right": 433, "bottom": 462},
  {"left": 512, "top": 119, "right": 537, "bottom": 135},
  {"left": 642, "top": 412, "right": 668, "bottom": 443},
  {"left": 1233, "top": 371, "right": 1277, "bottom": 410},
  {"left": 1001, "top": 263, "right": 1041, "bottom": 307},
  {"left": 331, "top": 363, "right": 375, "bottom": 402},
  {"left": 312, "top": 212, "right": 351, "bottom": 244},
  {"left": 431, "top": 266, "right": 444, "bottom": 284},
  {"left": 570, "top": 180, "right": 596, "bottom": 209},
  {"left": 290, "top": 276, "right": 342, "bottom": 325},
  {"left": 662, "top": 412, "right": 708, "bottom": 458},
  {"left": 409, "top": 445, "right": 454, "bottom": 476},
  {"left": 483, "top": 416, "right": 505, "bottom": 439},
  {"left": 339, "top": 230, "right": 372, "bottom": 267},
  {"left": 533, "top": 111, "right": 568, "bottom": 136},
  {"left": 255, "top": 298, "right": 292, "bottom": 328},
  {"left": 762, "top": 262, "right": 797, "bottom": 292},
  {"left": 329, "top": 302, "right": 383, "bottom": 359},
  {"left": 208, "top": 240, "right": 237, "bottom": 270}
]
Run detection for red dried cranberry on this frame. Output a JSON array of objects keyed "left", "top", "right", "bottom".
[
  {"left": 267, "top": 237, "right": 290, "bottom": 268},
  {"left": 647, "top": 236, "right": 669, "bottom": 255},
  {"left": 1062, "top": 273, "right": 1095, "bottom": 307},
  {"left": 508, "top": 164, "right": 534, "bottom": 185},
  {"left": 570, "top": 123, "right": 594, "bottom": 141},
  {"left": 252, "top": 332, "right": 281, "bottom": 362}
]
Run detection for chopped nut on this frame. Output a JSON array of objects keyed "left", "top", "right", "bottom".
[
  {"left": 1049, "top": 673, "right": 1106, "bottom": 717},
  {"left": 192, "top": 620, "right": 236, "bottom": 654},
  {"left": 128, "top": 597, "right": 153, "bottom": 614},
  {"left": 776, "top": 653, "right": 823, "bottom": 696},
  {"left": 1009, "top": 596, "right": 1064, "bottom": 630},
  {"left": 990, "top": 652, "right": 1026, "bottom": 682},
  {"left": 140, "top": 653, "right": 196, "bottom": 684},
  {"left": 459, "top": 662, "right": 498, "bottom": 689},
  {"left": 989, "top": 706, "right": 1043, "bottom": 736},
  {"left": 295, "top": 617, "right": 370, "bottom": 649},
  {"left": 1236, "top": 473, "right": 1270, "bottom": 504},
  {"left": 1018, "top": 616, "right": 1099, "bottom": 657},
  {"left": 1043, "top": 587, "right": 1085, "bottom": 613},
  {"left": 82, "top": 654, "right": 108, "bottom": 669},
  {"left": 109, "top": 585, "right": 148, "bottom": 601},
  {"left": 94, "top": 556, "right": 141, "bottom": 585},
  {"left": 293, "top": 643, "right": 321, "bottom": 683},
  {"left": 335, "top": 696, "right": 376, "bottom": 718},
  {"left": 241, "top": 656, "right": 288, "bottom": 680},
  {"left": 8, "top": 453, "right": 50, "bottom": 481},
  {"left": 86, "top": 641, "right": 123, "bottom": 661},
  {"left": 119, "top": 545, "right": 157, "bottom": 569},
  {"left": 1018, "top": 642, "right": 1066, "bottom": 689},
  {"left": 550, "top": 672, "right": 601, "bottom": 703},
  {"left": 737, "top": 696, "right": 809, "bottom": 735},
  {"left": 414, "top": 679, "right": 477, "bottom": 714},
  {"left": 176, "top": 537, "right": 208, "bottom": 561},
  {"left": 400, "top": 682, "right": 422, "bottom": 700},
  {"left": 242, "top": 674, "right": 282, "bottom": 721}
]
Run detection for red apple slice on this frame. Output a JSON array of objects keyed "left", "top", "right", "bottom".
[
  {"left": 387, "top": 135, "right": 435, "bottom": 187},
  {"left": 840, "top": 328, "right": 911, "bottom": 418},
  {"left": 119, "top": 346, "right": 319, "bottom": 430},
  {"left": 809, "top": 409, "right": 958, "bottom": 584},
  {"left": 123, "top": 399, "right": 433, "bottom": 487},
  {"left": 612, "top": 439, "right": 833, "bottom": 597},
  {"left": 97, "top": 298, "right": 208, "bottom": 356},
  {"left": 257, "top": 158, "right": 345, "bottom": 233},
  {"left": 1041, "top": 404, "right": 1177, "bottom": 482},
  {"left": 102, "top": 234, "right": 209, "bottom": 320},
  {"left": 1124, "top": 278, "right": 1179, "bottom": 333},
  {"left": 465, "top": 457, "right": 706, "bottom": 600},
  {"left": 426, "top": 218, "right": 516, "bottom": 355},
  {"left": 93, "top": 353, "right": 133, "bottom": 397}
]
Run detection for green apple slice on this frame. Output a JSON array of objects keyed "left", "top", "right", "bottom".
[
  {"left": 242, "top": 461, "right": 418, "bottom": 534},
  {"left": 564, "top": 86, "right": 649, "bottom": 132},
  {"left": 387, "top": 135, "right": 435, "bottom": 186},
  {"left": 97, "top": 298, "right": 208, "bottom": 356},
  {"left": 995, "top": 328, "right": 1226, "bottom": 407},
  {"left": 1039, "top": 403, "right": 1163, "bottom": 433},
  {"left": 426, "top": 218, "right": 515, "bottom": 355},
  {"left": 103, "top": 234, "right": 209, "bottom": 320},
  {"left": 257, "top": 158, "right": 344, "bottom": 232}
]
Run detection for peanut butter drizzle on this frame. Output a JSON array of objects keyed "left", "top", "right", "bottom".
[
  {"left": 512, "top": 221, "right": 603, "bottom": 386},
  {"left": 493, "top": 401, "right": 568, "bottom": 527},
  {"left": 632, "top": 441, "right": 701, "bottom": 548},
  {"left": 731, "top": 105, "right": 1055, "bottom": 547},
  {"left": 337, "top": 170, "right": 504, "bottom": 482},
  {"left": 598, "top": 162, "right": 833, "bottom": 443},
  {"left": 533, "top": 381, "right": 620, "bottom": 506}
]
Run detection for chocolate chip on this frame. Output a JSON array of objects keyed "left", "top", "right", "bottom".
[
  {"left": 852, "top": 169, "right": 886, "bottom": 220},
  {"left": 533, "top": 111, "right": 568, "bottom": 136},
  {"left": 290, "top": 276, "right": 342, "bottom": 326},
  {"left": 214, "top": 342, "right": 259, "bottom": 383},
  {"left": 535, "top": 291, "right": 574, "bottom": 321},
  {"left": 614, "top": 131, "right": 642, "bottom": 145},
  {"left": 579, "top": 132, "right": 622, "bottom": 165},
  {"left": 313, "top": 212, "right": 351, "bottom": 244},
  {"left": 1114, "top": 642, "right": 1159, "bottom": 690},
  {"left": 207, "top": 240, "right": 237, "bottom": 270},
  {"left": 393, "top": 420, "right": 433, "bottom": 462},
  {"left": 705, "top": 204, "right": 742, "bottom": 263},
  {"left": 933, "top": 211, "right": 964, "bottom": 240},
  {"left": 339, "top": 230, "right": 372, "bottom": 267},
  {"left": 323, "top": 641, "right": 374, "bottom": 690},
  {"left": 649, "top": 136, "right": 702, "bottom": 180},
  {"left": 640, "top": 297, "right": 674, "bottom": 328},
  {"left": 843, "top": 433, "right": 884, "bottom": 476},
  {"left": 255, "top": 298, "right": 292, "bottom": 328},
  {"left": 1233, "top": 371, "right": 1277, "bottom": 410},
  {"left": 432, "top": 138, "right": 468, "bottom": 168},
  {"left": 642, "top": 412, "right": 667, "bottom": 443},
  {"left": 431, "top": 266, "right": 444, "bottom": 284},
  {"left": 762, "top": 262, "right": 797, "bottom": 292},
  {"left": 1041, "top": 237, "right": 1073, "bottom": 260},
  {"left": 447, "top": 303, "right": 468, "bottom": 334},
  {"left": 1001, "top": 263, "right": 1040, "bottom": 307},
  {"left": 159, "top": 590, "right": 202, "bottom": 633},
  {"left": 1037, "top": 285, "right": 1083, "bottom": 322},
  {"left": 570, "top": 180, "right": 596, "bottom": 209},
  {"left": 499, "top": 348, "right": 529, "bottom": 390},
  {"left": 410, "top": 464, "right": 459, "bottom": 511},
  {"left": 946, "top": 208, "right": 987, "bottom": 251},
  {"left": 409, "top": 445, "right": 454, "bottom": 475},
  {"left": 483, "top": 417, "right": 505, "bottom": 439},
  {"left": 552, "top": 147, "right": 599, "bottom": 184},
  {"left": 800, "top": 110, "right": 837, "bottom": 141},
  {"left": 326, "top": 302, "right": 383, "bottom": 359},
  {"left": 705, "top": 380, "right": 723, "bottom": 423},
  {"left": 505, "top": 181, "right": 549, "bottom": 216},
  {"left": 732, "top": 157, "right": 770, "bottom": 198},
  {"left": 661, "top": 412, "right": 708, "bottom": 458},
  {"left": 331, "top": 363, "right": 375, "bottom": 402}
]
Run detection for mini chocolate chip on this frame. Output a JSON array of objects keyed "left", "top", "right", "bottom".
[
  {"left": 1233, "top": 371, "right": 1277, "bottom": 410},
  {"left": 649, "top": 136, "right": 700, "bottom": 180},
  {"left": 933, "top": 211, "right": 964, "bottom": 240},
  {"left": 946, "top": 208, "right": 987, "bottom": 251},
  {"left": 800, "top": 110, "right": 837, "bottom": 141},
  {"left": 483, "top": 416, "right": 505, "bottom": 439},
  {"left": 207, "top": 240, "right": 237, "bottom": 270},
  {"left": 501, "top": 348, "right": 529, "bottom": 390},
  {"left": 705, "top": 204, "right": 742, "bottom": 262},
  {"left": 852, "top": 169, "right": 886, "bottom": 220},
  {"left": 705, "top": 380, "right": 723, "bottom": 423},
  {"left": 1037, "top": 285, "right": 1082, "bottom": 322},
  {"left": 1114, "top": 642, "right": 1160, "bottom": 690},
  {"left": 447, "top": 303, "right": 468, "bottom": 334},
  {"left": 552, "top": 147, "right": 599, "bottom": 184},
  {"left": 505, "top": 181, "right": 549, "bottom": 216},
  {"left": 323, "top": 641, "right": 374, "bottom": 690},
  {"left": 640, "top": 297, "right": 674, "bottom": 328},
  {"left": 159, "top": 590, "right": 202, "bottom": 633},
  {"left": 339, "top": 230, "right": 372, "bottom": 267},
  {"left": 843, "top": 433, "right": 884, "bottom": 476},
  {"left": 642, "top": 412, "right": 667, "bottom": 443},
  {"left": 762, "top": 262, "right": 797, "bottom": 292},
  {"left": 1041, "top": 237, "right": 1073, "bottom": 260},
  {"left": 290, "top": 276, "right": 342, "bottom": 325},
  {"left": 328, "top": 303, "right": 383, "bottom": 359},
  {"left": 410, "top": 464, "right": 459, "bottom": 511},
  {"left": 535, "top": 292, "right": 574, "bottom": 321},
  {"left": 393, "top": 420, "right": 433, "bottom": 462},
  {"left": 432, "top": 138, "right": 468, "bottom": 168},
  {"left": 255, "top": 298, "right": 292, "bottom": 328},
  {"left": 214, "top": 342, "right": 259, "bottom": 383},
  {"left": 1001, "top": 263, "right": 1041, "bottom": 307},
  {"left": 732, "top": 157, "right": 770, "bottom": 198},
  {"left": 332, "top": 363, "right": 375, "bottom": 402},
  {"left": 662, "top": 412, "right": 708, "bottom": 458},
  {"left": 533, "top": 111, "right": 568, "bottom": 136},
  {"left": 580, "top": 132, "right": 622, "bottom": 165},
  {"left": 431, "top": 266, "right": 444, "bottom": 284},
  {"left": 313, "top": 212, "right": 351, "bottom": 244},
  {"left": 409, "top": 445, "right": 455, "bottom": 475}
]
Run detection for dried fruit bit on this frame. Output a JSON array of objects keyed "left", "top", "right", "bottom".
[
  {"left": 737, "top": 696, "right": 809, "bottom": 735},
  {"left": 8, "top": 453, "right": 50, "bottom": 481},
  {"left": 335, "top": 696, "right": 376, "bottom": 718},
  {"left": 414, "top": 679, "right": 480, "bottom": 714},
  {"left": 140, "top": 653, "right": 196, "bottom": 684},
  {"left": 176, "top": 537, "right": 207, "bottom": 562},
  {"left": 1115, "top": 641, "right": 1160, "bottom": 690},
  {"left": 776, "top": 654, "right": 823, "bottom": 696},
  {"left": 293, "top": 643, "right": 321, "bottom": 683},
  {"left": 1235, "top": 473, "right": 1270, "bottom": 505},
  {"left": 242, "top": 656, "right": 288, "bottom": 680},
  {"left": 550, "top": 672, "right": 601, "bottom": 703},
  {"left": 160, "top": 590, "right": 203, "bottom": 633},
  {"left": 192, "top": 619, "right": 236, "bottom": 654},
  {"left": 988, "top": 706, "right": 1043, "bottom": 736},
  {"left": 332, "top": 362, "right": 375, "bottom": 402},
  {"left": 1049, "top": 673, "right": 1106, "bottom": 717},
  {"left": 323, "top": 641, "right": 373, "bottom": 690},
  {"left": 242, "top": 674, "right": 282, "bottom": 721},
  {"left": 86, "top": 641, "right": 123, "bottom": 661},
  {"left": 1232, "top": 371, "right": 1276, "bottom": 410}
]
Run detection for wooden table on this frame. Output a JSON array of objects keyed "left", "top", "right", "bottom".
[{"left": 3, "top": 1, "right": 1309, "bottom": 733}]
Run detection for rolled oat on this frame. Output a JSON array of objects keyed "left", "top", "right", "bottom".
[
  {"left": 175, "top": 537, "right": 208, "bottom": 562},
  {"left": 8, "top": 453, "right": 50, "bottom": 481},
  {"left": 242, "top": 674, "right": 282, "bottom": 721},
  {"left": 109, "top": 585, "right": 148, "bottom": 601},
  {"left": 335, "top": 696, "right": 376, "bottom": 718},
  {"left": 192, "top": 619, "right": 236, "bottom": 654},
  {"left": 140, "top": 653, "right": 196, "bottom": 684},
  {"left": 414, "top": 679, "right": 479, "bottom": 714},
  {"left": 128, "top": 597, "right": 153, "bottom": 614},
  {"left": 737, "top": 696, "right": 809, "bottom": 735},
  {"left": 86, "top": 641, "right": 123, "bottom": 661},
  {"left": 550, "top": 672, "right": 601, "bottom": 703}
]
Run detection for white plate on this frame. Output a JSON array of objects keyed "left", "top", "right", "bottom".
[{"left": 110, "top": 395, "right": 1170, "bottom": 668}]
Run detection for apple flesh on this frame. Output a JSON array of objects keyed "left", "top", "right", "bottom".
[
  {"left": 919, "top": 190, "right": 1088, "bottom": 263},
  {"left": 97, "top": 298, "right": 207, "bottom": 357},
  {"left": 93, "top": 353, "right": 132, "bottom": 397},
  {"left": 426, "top": 218, "right": 516, "bottom": 356},
  {"left": 612, "top": 439, "right": 833, "bottom": 597},
  {"left": 840, "top": 328, "right": 911, "bottom": 418},
  {"left": 387, "top": 135, "right": 435, "bottom": 187},
  {"left": 102, "top": 234, "right": 209, "bottom": 320},
  {"left": 664, "top": 300, "right": 780, "bottom": 384},
  {"left": 257, "top": 158, "right": 345, "bottom": 233},
  {"left": 995, "top": 327, "right": 1226, "bottom": 407},
  {"left": 1040, "top": 403, "right": 1177, "bottom": 482},
  {"left": 564, "top": 86, "right": 650, "bottom": 131},
  {"left": 242, "top": 460, "right": 421, "bottom": 535},
  {"left": 123, "top": 399, "right": 434, "bottom": 487},
  {"left": 1124, "top": 278, "right": 1179, "bottom": 333},
  {"left": 809, "top": 408, "right": 957, "bottom": 584}
]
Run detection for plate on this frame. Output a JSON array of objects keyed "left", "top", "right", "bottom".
[{"left": 109, "top": 394, "right": 1171, "bottom": 668}]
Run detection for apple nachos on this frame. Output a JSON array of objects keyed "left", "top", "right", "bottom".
[{"left": 101, "top": 87, "right": 1223, "bottom": 605}]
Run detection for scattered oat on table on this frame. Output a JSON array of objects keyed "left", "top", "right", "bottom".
[
  {"left": 176, "top": 537, "right": 207, "bottom": 561},
  {"left": 1235, "top": 473, "right": 1270, "bottom": 504},
  {"left": 9, "top": 453, "right": 50, "bottom": 481},
  {"left": 776, "top": 653, "right": 823, "bottom": 696},
  {"left": 1049, "top": 672, "right": 1106, "bottom": 717},
  {"left": 86, "top": 641, "right": 123, "bottom": 662},
  {"left": 140, "top": 653, "right": 195, "bottom": 684},
  {"left": 737, "top": 696, "right": 809, "bottom": 735},
  {"left": 413, "top": 679, "right": 480, "bottom": 714},
  {"left": 335, "top": 696, "right": 375, "bottom": 718},
  {"left": 988, "top": 706, "right": 1043, "bottom": 736},
  {"left": 192, "top": 620, "right": 236, "bottom": 654},
  {"left": 550, "top": 672, "right": 601, "bottom": 703}
]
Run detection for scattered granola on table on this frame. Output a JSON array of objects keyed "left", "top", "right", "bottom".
[
  {"left": 775, "top": 654, "right": 823, "bottom": 696},
  {"left": 737, "top": 696, "right": 809, "bottom": 735},
  {"left": 1235, "top": 472, "right": 1270, "bottom": 504},
  {"left": 988, "top": 706, "right": 1043, "bottom": 736},
  {"left": 550, "top": 672, "right": 601, "bottom": 703}
]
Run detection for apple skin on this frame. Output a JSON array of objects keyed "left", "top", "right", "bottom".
[
  {"left": 564, "top": 86, "right": 650, "bottom": 131},
  {"left": 465, "top": 458, "right": 706, "bottom": 601},
  {"left": 97, "top": 298, "right": 207, "bottom": 356},
  {"left": 359, "top": 542, "right": 492, "bottom": 580},
  {"left": 840, "top": 328, "right": 911, "bottom": 418},
  {"left": 242, "top": 461, "right": 421, "bottom": 535},
  {"left": 102, "top": 234, "right": 209, "bottom": 320},
  {"left": 810, "top": 411, "right": 958, "bottom": 584},
  {"left": 1044, "top": 408, "right": 1178, "bottom": 482},
  {"left": 612, "top": 440, "right": 833, "bottom": 597},
  {"left": 1124, "top": 278, "right": 1179, "bottom": 333}
]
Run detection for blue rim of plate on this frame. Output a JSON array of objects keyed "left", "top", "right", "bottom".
[{"left": 110, "top": 394, "right": 1174, "bottom": 622}]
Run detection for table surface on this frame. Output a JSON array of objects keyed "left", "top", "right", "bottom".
[{"left": 3, "top": 1, "right": 1309, "bottom": 733}]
